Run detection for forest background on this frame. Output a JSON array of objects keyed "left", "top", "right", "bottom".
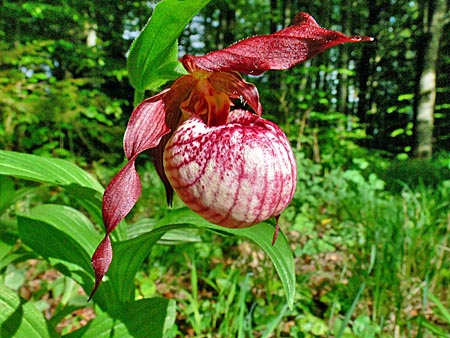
[{"left": 0, "top": 0, "right": 449, "bottom": 337}]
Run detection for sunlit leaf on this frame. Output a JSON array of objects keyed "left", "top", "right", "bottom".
[
  {"left": 156, "top": 208, "right": 296, "bottom": 309},
  {"left": 0, "top": 284, "right": 59, "bottom": 338},
  {"left": 104, "top": 207, "right": 295, "bottom": 309},
  {"left": 0, "top": 151, "right": 128, "bottom": 242},
  {"left": 17, "top": 204, "right": 116, "bottom": 311},
  {"left": 127, "top": 0, "right": 211, "bottom": 91},
  {"left": 64, "top": 298, "right": 173, "bottom": 338},
  {"left": 0, "top": 150, "right": 103, "bottom": 192}
]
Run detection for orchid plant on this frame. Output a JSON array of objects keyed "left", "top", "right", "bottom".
[
  {"left": 90, "top": 6, "right": 372, "bottom": 299},
  {"left": 0, "top": 2, "right": 375, "bottom": 336}
]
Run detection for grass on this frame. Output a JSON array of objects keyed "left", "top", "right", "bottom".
[
  {"left": 2, "top": 156, "right": 448, "bottom": 337},
  {"left": 130, "top": 156, "right": 448, "bottom": 337}
]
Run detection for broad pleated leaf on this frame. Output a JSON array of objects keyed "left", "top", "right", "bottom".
[
  {"left": 17, "top": 205, "right": 116, "bottom": 311},
  {"left": 64, "top": 298, "right": 175, "bottom": 338},
  {"left": 156, "top": 208, "right": 296, "bottom": 309},
  {"left": 0, "top": 284, "right": 59, "bottom": 338},
  {"left": 0, "top": 150, "right": 126, "bottom": 241},
  {"left": 0, "top": 150, "right": 103, "bottom": 192},
  {"left": 127, "top": 0, "right": 211, "bottom": 91},
  {"left": 105, "top": 208, "right": 295, "bottom": 309}
]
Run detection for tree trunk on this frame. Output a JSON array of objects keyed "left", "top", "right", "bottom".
[
  {"left": 218, "top": 3, "right": 235, "bottom": 49},
  {"left": 413, "top": 0, "right": 447, "bottom": 159},
  {"left": 356, "top": 0, "right": 379, "bottom": 130},
  {"left": 337, "top": 0, "right": 350, "bottom": 115}
]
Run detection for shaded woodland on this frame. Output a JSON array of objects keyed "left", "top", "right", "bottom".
[{"left": 1, "top": 0, "right": 449, "bottom": 162}]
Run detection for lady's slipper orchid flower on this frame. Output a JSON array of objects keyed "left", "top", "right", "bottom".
[{"left": 89, "top": 12, "right": 372, "bottom": 299}]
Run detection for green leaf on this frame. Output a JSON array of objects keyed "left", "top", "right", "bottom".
[
  {"left": 107, "top": 228, "right": 166, "bottom": 302},
  {"left": 142, "top": 46, "right": 188, "bottom": 92},
  {"left": 0, "top": 151, "right": 127, "bottom": 242},
  {"left": 127, "top": 218, "right": 201, "bottom": 244},
  {"left": 428, "top": 293, "right": 450, "bottom": 324},
  {"left": 0, "top": 176, "right": 15, "bottom": 214},
  {"left": 127, "top": 0, "right": 211, "bottom": 91},
  {"left": 0, "top": 150, "right": 103, "bottom": 192},
  {"left": 64, "top": 184, "right": 103, "bottom": 227},
  {"left": 234, "top": 222, "right": 296, "bottom": 310},
  {"left": 20, "top": 204, "right": 101, "bottom": 255},
  {"left": 0, "top": 248, "right": 36, "bottom": 272},
  {"left": 104, "top": 207, "right": 295, "bottom": 309},
  {"left": 0, "top": 284, "right": 59, "bottom": 338},
  {"left": 416, "top": 316, "right": 450, "bottom": 337},
  {"left": 336, "top": 282, "right": 366, "bottom": 338},
  {"left": 391, "top": 128, "right": 405, "bottom": 137},
  {"left": 397, "top": 93, "right": 414, "bottom": 101},
  {"left": 18, "top": 206, "right": 93, "bottom": 275},
  {"left": 64, "top": 298, "right": 173, "bottom": 338},
  {"left": 157, "top": 208, "right": 296, "bottom": 309},
  {"left": 17, "top": 205, "right": 116, "bottom": 311}
]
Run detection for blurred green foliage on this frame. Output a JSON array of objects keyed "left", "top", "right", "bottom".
[
  {"left": 0, "top": 1, "right": 154, "bottom": 163},
  {"left": 2, "top": 0, "right": 449, "bottom": 162}
]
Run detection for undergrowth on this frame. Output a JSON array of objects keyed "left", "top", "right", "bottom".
[
  {"left": 128, "top": 152, "right": 449, "bottom": 337},
  {"left": 1, "top": 151, "right": 448, "bottom": 337}
]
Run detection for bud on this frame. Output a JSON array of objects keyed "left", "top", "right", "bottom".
[{"left": 164, "top": 109, "right": 297, "bottom": 228}]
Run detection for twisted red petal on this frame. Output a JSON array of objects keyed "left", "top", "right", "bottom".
[
  {"left": 102, "top": 159, "right": 142, "bottom": 231},
  {"left": 104, "top": 93, "right": 171, "bottom": 233},
  {"left": 182, "top": 12, "right": 373, "bottom": 75},
  {"left": 90, "top": 92, "right": 172, "bottom": 298},
  {"left": 149, "top": 77, "right": 191, "bottom": 204}
]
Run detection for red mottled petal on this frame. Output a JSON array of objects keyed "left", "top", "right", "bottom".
[
  {"left": 182, "top": 12, "right": 373, "bottom": 75},
  {"left": 104, "top": 92, "right": 171, "bottom": 234},
  {"left": 89, "top": 235, "right": 111, "bottom": 301},
  {"left": 149, "top": 76, "right": 192, "bottom": 205},
  {"left": 89, "top": 157, "right": 142, "bottom": 299}
]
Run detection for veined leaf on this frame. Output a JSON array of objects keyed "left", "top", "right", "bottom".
[
  {"left": 17, "top": 204, "right": 117, "bottom": 311},
  {"left": 0, "top": 150, "right": 127, "bottom": 241},
  {"left": 127, "top": 0, "right": 211, "bottom": 91},
  {"left": 0, "top": 150, "right": 103, "bottom": 192},
  {"left": 64, "top": 298, "right": 174, "bottom": 338},
  {"left": 19, "top": 204, "right": 101, "bottom": 255},
  {"left": 0, "top": 284, "right": 59, "bottom": 338},
  {"left": 157, "top": 208, "right": 296, "bottom": 309},
  {"left": 105, "top": 207, "right": 295, "bottom": 309},
  {"left": 65, "top": 184, "right": 104, "bottom": 227}
]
